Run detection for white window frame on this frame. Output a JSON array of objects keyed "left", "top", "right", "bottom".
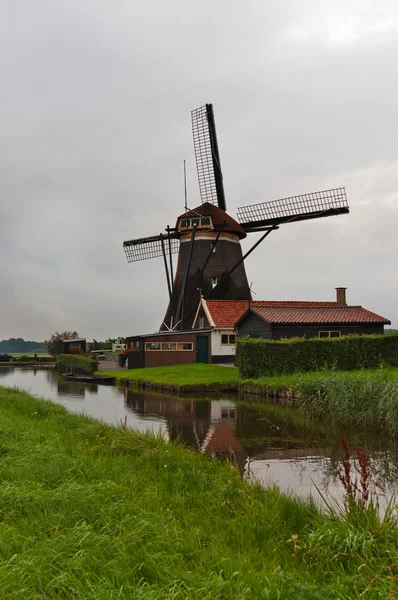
[
  {"left": 318, "top": 331, "right": 341, "bottom": 338},
  {"left": 145, "top": 341, "right": 194, "bottom": 351},
  {"left": 221, "top": 334, "right": 236, "bottom": 345},
  {"left": 179, "top": 216, "right": 213, "bottom": 230},
  {"left": 145, "top": 342, "right": 161, "bottom": 351}
]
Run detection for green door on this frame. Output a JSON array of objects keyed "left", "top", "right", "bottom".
[{"left": 196, "top": 336, "right": 209, "bottom": 363}]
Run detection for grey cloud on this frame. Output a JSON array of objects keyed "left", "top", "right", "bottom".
[{"left": 1, "top": 0, "right": 397, "bottom": 340}]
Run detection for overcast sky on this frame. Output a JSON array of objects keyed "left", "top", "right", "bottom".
[{"left": 1, "top": 0, "right": 397, "bottom": 341}]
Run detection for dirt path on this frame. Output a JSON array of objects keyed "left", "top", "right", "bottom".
[{"left": 98, "top": 360, "right": 123, "bottom": 372}]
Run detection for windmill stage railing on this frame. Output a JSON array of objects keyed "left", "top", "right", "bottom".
[{"left": 237, "top": 187, "right": 349, "bottom": 230}]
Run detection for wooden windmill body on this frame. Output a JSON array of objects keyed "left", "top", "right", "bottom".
[{"left": 123, "top": 104, "right": 349, "bottom": 331}]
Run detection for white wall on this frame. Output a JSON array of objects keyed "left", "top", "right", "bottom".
[{"left": 211, "top": 329, "right": 236, "bottom": 357}]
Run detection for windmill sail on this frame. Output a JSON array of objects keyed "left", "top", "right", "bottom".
[
  {"left": 191, "top": 104, "right": 226, "bottom": 211},
  {"left": 237, "top": 188, "right": 349, "bottom": 231},
  {"left": 123, "top": 234, "right": 179, "bottom": 263}
]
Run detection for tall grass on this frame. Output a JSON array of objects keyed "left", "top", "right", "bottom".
[
  {"left": 298, "top": 369, "right": 398, "bottom": 433},
  {"left": 0, "top": 385, "right": 396, "bottom": 598}
]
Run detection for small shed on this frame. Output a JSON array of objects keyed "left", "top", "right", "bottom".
[
  {"left": 60, "top": 338, "right": 87, "bottom": 354},
  {"left": 125, "top": 330, "right": 212, "bottom": 369}
]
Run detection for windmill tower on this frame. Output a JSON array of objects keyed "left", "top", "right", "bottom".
[{"left": 123, "top": 104, "right": 349, "bottom": 330}]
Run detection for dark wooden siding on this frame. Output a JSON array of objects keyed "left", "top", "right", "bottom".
[
  {"left": 271, "top": 323, "right": 385, "bottom": 339},
  {"left": 62, "top": 340, "right": 87, "bottom": 353},
  {"left": 236, "top": 313, "right": 272, "bottom": 339},
  {"left": 212, "top": 354, "right": 236, "bottom": 364},
  {"left": 194, "top": 307, "right": 211, "bottom": 329}
]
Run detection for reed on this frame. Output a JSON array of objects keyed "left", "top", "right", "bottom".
[{"left": 298, "top": 369, "right": 398, "bottom": 433}]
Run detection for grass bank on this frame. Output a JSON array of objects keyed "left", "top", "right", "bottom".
[
  {"left": 242, "top": 368, "right": 398, "bottom": 434},
  {"left": 100, "top": 363, "right": 239, "bottom": 392},
  {"left": 0, "top": 386, "right": 397, "bottom": 599}
]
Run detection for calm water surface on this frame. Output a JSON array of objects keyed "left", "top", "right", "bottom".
[{"left": 1, "top": 367, "right": 397, "bottom": 507}]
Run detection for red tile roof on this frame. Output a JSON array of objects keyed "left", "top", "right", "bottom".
[
  {"left": 250, "top": 305, "right": 391, "bottom": 325},
  {"left": 206, "top": 300, "right": 250, "bottom": 328},
  {"left": 205, "top": 300, "right": 390, "bottom": 327}
]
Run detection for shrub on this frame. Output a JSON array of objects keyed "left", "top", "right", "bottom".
[
  {"left": 236, "top": 333, "right": 398, "bottom": 378},
  {"left": 18, "top": 355, "right": 32, "bottom": 362},
  {"left": 56, "top": 354, "right": 98, "bottom": 374}
]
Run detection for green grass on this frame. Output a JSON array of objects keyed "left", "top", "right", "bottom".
[
  {"left": 103, "top": 363, "right": 398, "bottom": 389},
  {"left": 101, "top": 363, "right": 239, "bottom": 386},
  {"left": 0, "top": 385, "right": 396, "bottom": 599},
  {"left": 242, "top": 366, "right": 398, "bottom": 390}
]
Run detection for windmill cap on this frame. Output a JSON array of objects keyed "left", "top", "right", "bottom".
[{"left": 176, "top": 202, "right": 247, "bottom": 239}]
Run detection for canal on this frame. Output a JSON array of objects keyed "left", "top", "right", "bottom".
[{"left": 1, "top": 366, "right": 397, "bottom": 508}]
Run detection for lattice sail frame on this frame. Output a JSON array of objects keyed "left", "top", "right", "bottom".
[
  {"left": 123, "top": 235, "right": 180, "bottom": 263},
  {"left": 191, "top": 104, "right": 223, "bottom": 208},
  {"left": 237, "top": 188, "right": 348, "bottom": 227}
]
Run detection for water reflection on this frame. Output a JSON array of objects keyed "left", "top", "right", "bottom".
[
  {"left": 123, "top": 389, "right": 398, "bottom": 504},
  {"left": 0, "top": 367, "right": 397, "bottom": 505}
]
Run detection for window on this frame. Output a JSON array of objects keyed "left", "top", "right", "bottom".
[
  {"left": 177, "top": 342, "right": 193, "bottom": 350},
  {"left": 199, "top": 316, "right": 204, "bottom": 329},
  {"left": 162, "top": 342, "right": 176, "bottom": 350},
  {"left": 212, "top": 277, "right": 218, "bottom": 289},
  {"left": 179, "top": 217, "right": 213, "bottom": 230},
  {"left": 70, "top": 343, "right": 81, "bottom": 349},
  {"left": 145, "top": 341, "right": 193, "bottom": 351},
  {"left": 221, "top": 407, "right": 236, "bottom": 419},
  {"left": 136, "top": 341, "right": 140, "bottom": 349},
  {"left": 318, "top": 331, "right": 341, "bottom": 338},
  {"left": 145, "top": 342, "right": 161, "bottom": 350},
  {"left": 221, "top": 334, "right": 236, "bottom": 345}
]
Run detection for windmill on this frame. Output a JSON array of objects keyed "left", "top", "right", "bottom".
[{"left": 123, "top": 104, "right": 349, "bottom": 331}]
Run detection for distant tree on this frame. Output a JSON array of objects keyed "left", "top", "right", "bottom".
[
  {"left": 88, "top": 337, "right": 126, "bottom": 352},
  {"left": 45, "top": 331, "right": 79, "bottom": 356},
  {"left": 0, "top": 338, "right": 46, "bottom": 353}
]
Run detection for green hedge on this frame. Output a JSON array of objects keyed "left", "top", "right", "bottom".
[
  {"left": 56, "top": 354, "right": 98, "bottom": 375},
  {"left": 236, "top": 333, "right": 398, "bottom": 378}
]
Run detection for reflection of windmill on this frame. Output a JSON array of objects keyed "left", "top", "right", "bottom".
[{"left": 123, "top": 103, "right": 349, "bottom": 330}]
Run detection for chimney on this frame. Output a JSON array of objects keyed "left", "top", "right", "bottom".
[{"left": 336, "top": 287, "right": 347, "bottom": 305}]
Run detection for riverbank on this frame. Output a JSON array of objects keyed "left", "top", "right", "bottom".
[
  {"left": 101, "top": 364, "right": 398, "bottom": 393},
  {"left": 101, "top": 364, "right": 398, "bottom": 433},
  {"left": 0, "top": 362, "right": 55, "bottom": 368},
  {"left": 100, "top": 363, "right": 240, "bottom": 393},
  {"left": 0, "top": 385, "right": 396, "bottom": 598}
]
